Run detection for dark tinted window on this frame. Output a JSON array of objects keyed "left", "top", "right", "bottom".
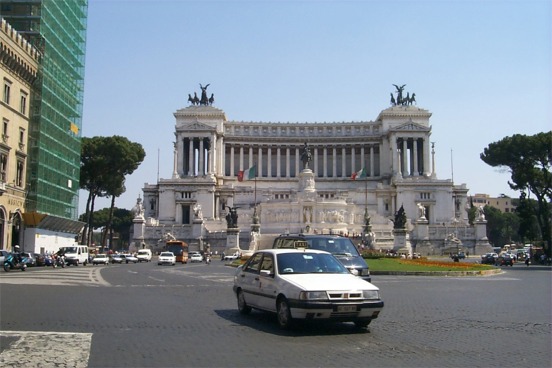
[{"left": 306, "top": 237, "right": 360, "bottom": 256}]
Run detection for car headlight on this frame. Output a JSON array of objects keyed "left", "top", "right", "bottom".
[
  {"left": 360, "top": 268, "right": 370, "bottom": 276},
  {"left": 299, "top": 291, "right": 328, "bottom": 300},
  {"left": 362, "top": 290, "right": 380, "bottom": 300}
]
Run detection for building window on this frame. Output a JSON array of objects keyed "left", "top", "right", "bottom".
[
  {"left": 2, "top": 119, "right": 7, "bottom": 142},
  {"left": 19, "top": 128, "right": 25, "bottom": 149},
  {"left": 16, "top": 160, "right": 24, "bottom": 187},
  {"left": 20, "top": 92, "right": 27, "bottom": 115},
  {"left": 3, "top": 79, "right": 11, "bottom": 104},
  {"left": 0, "top": 153, "right": 7, "bottom": 183}
]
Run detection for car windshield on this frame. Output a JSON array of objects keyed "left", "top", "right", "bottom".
[
  {"left": 160, "top": 252, "right": 173, "bottom": 257},
  {"left": 277, "top": 252, "right": 348, "bottom": 274},
  {"left": 306, "top": 237, "right": 359, "bottom": 256},
  {"left": 63, "top": 247, "right": 77, "bottom": 253}
]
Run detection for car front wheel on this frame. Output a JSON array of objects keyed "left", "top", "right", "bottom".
[
  {"left": 276, "top": 297, "right": 294, "bottom": 329},
  {"left": 237, "top": 290, "right": 251, "bottom": 314}
]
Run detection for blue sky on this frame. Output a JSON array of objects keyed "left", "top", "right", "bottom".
[{"left": 80, "top": 0, "right": 551, "bottom": 213}]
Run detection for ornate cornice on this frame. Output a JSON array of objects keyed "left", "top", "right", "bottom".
[
  {"left": 173, "top": 105, "right": 227, "bottom": 120},
  {"left": 376, "top": 106, "right": 432, "bottom": 121}
]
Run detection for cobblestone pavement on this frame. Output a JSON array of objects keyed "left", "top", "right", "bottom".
[{"left": 0, "top": 331, "right": 92, "bottom": 368}]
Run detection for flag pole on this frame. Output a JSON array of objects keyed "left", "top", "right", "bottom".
[{"left": 365, "top": 176, "right": 368, "bottom": 210}]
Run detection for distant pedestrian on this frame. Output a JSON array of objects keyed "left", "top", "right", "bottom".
[{"left": 525, "top": 257, "right": 530, "bottom": 266}]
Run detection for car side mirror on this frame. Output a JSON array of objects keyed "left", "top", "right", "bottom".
[{"left": 260, "top": 269, "right": 273, "bottom": 277}]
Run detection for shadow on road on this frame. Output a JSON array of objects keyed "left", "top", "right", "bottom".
[{"left": 215, "top": 308, "right": 373, "bottom": 337}]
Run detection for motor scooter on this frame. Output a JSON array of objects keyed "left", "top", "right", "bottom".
[
  {"left": 3, "top": 253, "right": 28, "bottom": 272},
  {"left": 53, "top": 254, "right": 66, "bottom": 268}
]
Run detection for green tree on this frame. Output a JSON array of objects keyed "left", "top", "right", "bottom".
[
  {"left": 79, "top": 207, "right": 134, "bottom": 250},
  {"left": 516, "top": 192, "right": 544, "bottom": 245},
  {"left": 480, "top": 132, "right": 552, "bottom": 256},
  {"left": 80, "top": 137, "right": 110, "bottom": 245},
  {"left": 80, "top": 136, "right": 145, "bottom": 247}
]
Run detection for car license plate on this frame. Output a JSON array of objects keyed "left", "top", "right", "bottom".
[{"left": 337, "top": 305, "right": 358, "bottom": 313}]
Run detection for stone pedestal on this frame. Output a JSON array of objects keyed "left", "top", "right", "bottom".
[
  {"left": 474, "top": 219, "right": 492, "bottom": 255},
  {"left": 225, "top": 228, "right": 240, "bottom": 256},
  {"left": 192, "top": 218, "right": 203, "bottom": 238},
  {"left": 393, "top": 228, "right": 412, "bottom": 257},
  {"left": 130, "top": 215, "right": 145, "bottom": 252},
  {"left": 412, "top": 219, "right": 433, "bottom": 255}
]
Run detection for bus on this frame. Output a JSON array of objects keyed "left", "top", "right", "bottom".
[{"left": 165, "top": 240, "right": 189, "bottom": 264}]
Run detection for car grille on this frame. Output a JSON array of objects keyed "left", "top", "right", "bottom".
[{"left": 327, "top": 292, "right": 363, "bottom": 300}]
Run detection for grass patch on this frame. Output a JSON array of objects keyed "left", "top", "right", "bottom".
[{"left": 366, "top": 257, "right": 496, "bottom": 272}]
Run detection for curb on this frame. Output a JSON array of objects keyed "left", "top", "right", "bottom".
[{"left": 371, "top": 269, "right": 503, "bottom": 276}]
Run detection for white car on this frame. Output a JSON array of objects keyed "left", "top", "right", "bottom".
[
  {"left": 92, "top": 254, "right": 109, "bottom": 265},
  {"left": 136, "top": 249, "right": 152, "bottom": 262},
  {"left": 233, "top": 249, "right": 384, "bottom": 329},
  {"left": 158, "top": 251, "right": 176, "bottom": 266},
  {"left": 189, "top": 252, "right": 203, "bottom": 263},
  {"left": 224, "top": 252, "right": 240, "bottom": 261},
  {"left": 122, "top": 254, "right": 138, "bottom": 263}
]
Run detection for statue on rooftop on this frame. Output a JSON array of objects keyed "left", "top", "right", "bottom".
[{"left": 199, "top": 83, "right": 210, "bottom": 105}]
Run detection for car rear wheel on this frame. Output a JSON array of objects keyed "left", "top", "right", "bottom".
[
  {"left": 237, "top": 290, "right": 251, "bottom": 314},
  {"left": 276, "top": 297, "right": 294, "bottom": 329}
]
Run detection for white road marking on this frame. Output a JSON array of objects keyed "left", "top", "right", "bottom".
[{"left": 0, "top": 267, "right": 111, "bottom": 287}]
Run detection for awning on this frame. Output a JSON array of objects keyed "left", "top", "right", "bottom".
[{"left": 22, "top": 212, "right": 85, "bottom": 234}]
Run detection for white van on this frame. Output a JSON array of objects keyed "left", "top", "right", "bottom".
[
  {"left": 60, "top": 245, "right": 89, "bottom": 266},
  {"left": 136, "top": 249, "right": 152, "bottom": 262}
]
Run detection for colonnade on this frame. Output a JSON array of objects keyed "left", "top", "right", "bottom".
[
  {"left": 224, "top": 143, "right": 382, "bottom": 179},
  {"left": 391, "top": 137, "right": 429, "bottom": 177},
  {"left": 176, "top": 136, "right": 430, "bottom": 179},
  {"left": 178, "top": 136, "right": 215, "bottom": 176}
]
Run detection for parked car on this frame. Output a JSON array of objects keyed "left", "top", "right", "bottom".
[
  {"left": 122, "top": 254, "right": 138, "bottom": 263},
  {"left": 21, "top": 252, "right": 37, "bottom": 267},
  {"left": 481, "top": 253, "right": 498, "bottom": 265},
  {"left": 497, "top": 254, "right": 514, "bottom": 267},
  {"left": 92, "top": 254, "right": 110, "bottom": 265},
  {"left": 189, "top": 252, "right": 203, "bottom": 263},
  {"left": 233, "top": 249, "right": 384, "bottom": 329},
  {"left": 273, "top": 234, "right": 371, "bottom": 282},
  {"left": 44, "top": 255, "right": 55, "bottom": 266},
  {"left": 0, "top": 250, "right": 9, "bottom": 266},
  {"left": 111, "top": 254, "right": 125, "bottom": 264},
  {"left": 35, "top": 253, "right": 46, "bottom": 266},
  {"left": 158, "top": 252, "right": 176, "bottom": 266}
]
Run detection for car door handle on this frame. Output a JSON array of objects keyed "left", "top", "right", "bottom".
[{"left": 255, "top": 277, "right": 260, "bottom": 281}]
